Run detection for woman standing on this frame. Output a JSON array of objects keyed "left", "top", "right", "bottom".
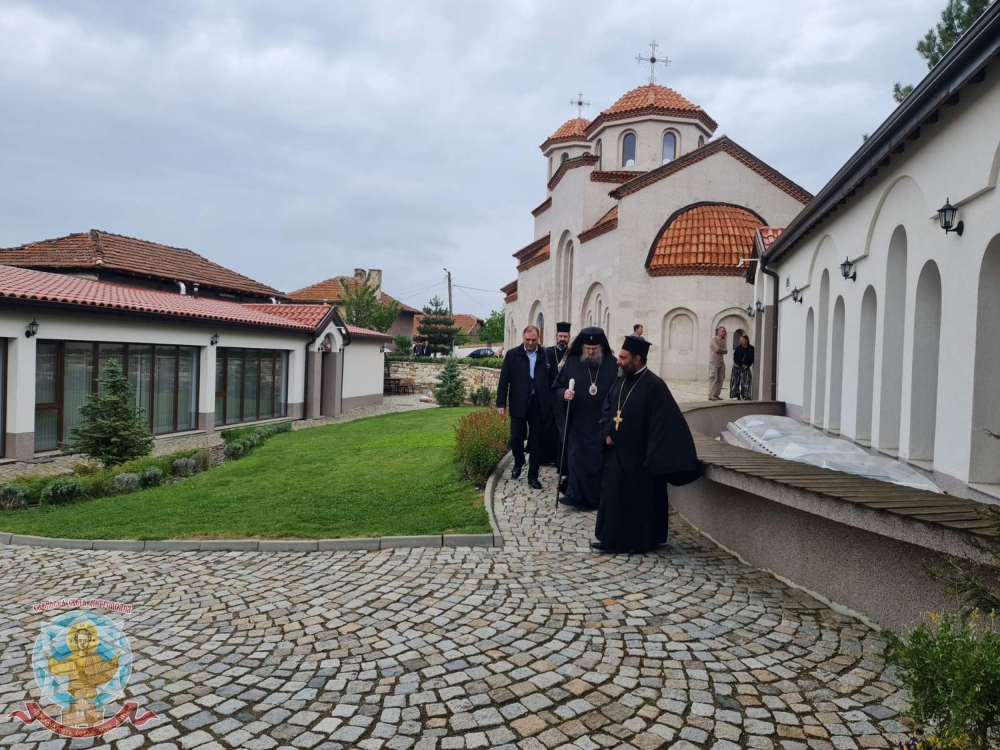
[{"left": 730, "top": 335, "right": 755, "bottom": 400}]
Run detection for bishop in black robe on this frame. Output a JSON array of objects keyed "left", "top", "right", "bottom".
[
  {"left": 543, "top": 322, "right": 573, "bottom": 466},
  {"left": 552, "top": 327, "right": 618, "bottom": 510},
  {"left": 593, "top": 335, "right": 701, "bottom": 553}
]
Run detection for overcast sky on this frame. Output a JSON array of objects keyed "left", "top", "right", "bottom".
[{"left": 0, "top": 0, "right": 942, "bottom": 317}]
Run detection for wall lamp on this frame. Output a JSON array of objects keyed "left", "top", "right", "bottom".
[
  {"left": 840, "top": 256, "right": 856, "bottom": 281},
  {"left": 937, "top": 198, "right": 964, "bottom": 236},
  {"left": 755, "top": 299, "right": 764, "bottom": 314},
  {"left": 745, "top": 304, "right": 755, "bottom": 319},
  {"left": 210, "top": 333, "right": 219, "bottom": 346},
  {"left": 791, "top": 287, "right": 803, "bottom": 304},
  {"left": 25, "top": 319, "right": 39, "bottom": 338}
]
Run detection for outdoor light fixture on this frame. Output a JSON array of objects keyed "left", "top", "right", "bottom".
[
  {"left": 791, "top": 287, "right": 803, "bottom": 304},
  {"left": 210, "top": 333, "right": 219, "bottom": 346},
  {"left": 937, "top": 198, "right": 964, "bottom": 236},
  {"left": 840, "top": 256, "right": 856, "bottom": 281},
  {"left": 25, "top": 319, "right": 39, "bottom": 338},
  {"left": 755, "top": 299, "right": 764, "bottom": 313},
  {"left": 746, "top": 304, "right": 755, "bottom": 318}
]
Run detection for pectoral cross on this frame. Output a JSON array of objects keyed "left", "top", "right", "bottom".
[{"left": 613, "top": 411, "right": 624, "bottom": 430}]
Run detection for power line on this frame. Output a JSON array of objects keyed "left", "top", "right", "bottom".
[{"left": 453, "top": 284, "right": 505, "bottom": 294}]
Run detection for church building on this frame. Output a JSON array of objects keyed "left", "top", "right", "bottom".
[{"left": 501, "top": 77, "right": 812, "bottom": 382}]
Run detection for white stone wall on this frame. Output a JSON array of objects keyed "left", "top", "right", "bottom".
[
  {"left": 590, "top": 116, "right": 711, "bottom": 173},
  {"left": 768, "top": 55, "right": 1000, "bottom": 490},
  {"left": 389, "top": 361, "right": 500, "bottom": 394},
  {"left": 343, "top": 339, "right": 385, "bottom": 400}
]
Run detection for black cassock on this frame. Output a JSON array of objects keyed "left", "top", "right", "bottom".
[
  {"left": 596, "top": 368, "right": 701, "bottom": 552},
  {"left": 553, "top": 355, "right": 619, "bottom": 509}
]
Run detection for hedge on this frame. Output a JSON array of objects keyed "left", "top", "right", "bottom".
[{"left": 220, "top": 421, "right": 293, "bottom": 461}]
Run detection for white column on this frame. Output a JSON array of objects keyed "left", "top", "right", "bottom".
[{"left": 6, "top": 334, "right": 37, "bottom": 460}]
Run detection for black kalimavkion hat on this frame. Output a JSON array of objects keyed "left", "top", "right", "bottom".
[
  {"left": 621, "top": 334, "right": 651, "bottom": 358},
  {"left": 556, "top": 321, "right": 572, "bottom": 333}
]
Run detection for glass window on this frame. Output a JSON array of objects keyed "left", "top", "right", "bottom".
[
  {"left": 35, "top": 343, "right": 60, "bottom": 452},
  {"left": 97, "top": 344, "right": 125, "bottom": 395},
  {"left": 153, "top": 346, "right": 177, "bottom": 435},
  {"left": 622, "top": 133, "right": 636, "bottom": 167},
  {"left": 177, "top": 347, "right": 198, "bottom": 432},
  {"left": 128, "top": 345, "right": 153, "bottom": 425},
  {"left": 259, "top": 355, "right": 274, "bottom": 420},
  {"left": 560, "top": 152, "right": 569, "bottom": 163},
  {"left": 243, "top": 350, "right": 259, "bottom": 423},
  {"left": 62, "top": 343, "right": 93, "bottom": 441},
  {"left": 276, "top": 352, "right": 287, "bottom": 417},
  {"left": 698, "top": 135, "right": 705, "bottom": 148},
  {"left": 215, "top": 355, "right": 225, "bottom": 427},
  {"left": 662, "top": 132, "right": 676, "bottom": 163},
  {"left": 595, "top": 138, "right": 602, "bottom": 170},
  {"left": 226, "top": 351, "right": 243, "bottom": 424}
]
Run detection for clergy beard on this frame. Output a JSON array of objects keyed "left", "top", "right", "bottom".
[
  {"left": 556, "top": 342, "right": 567, "bottom": 351},
  {"left": 580, "top": 351, "right": 603, "bottom": 367},
  {"left": 618, "top": 360, "right": 638, "bottom": 377}
]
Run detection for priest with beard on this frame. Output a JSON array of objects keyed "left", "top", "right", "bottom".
[
  {"left": 552, "top": 327, "right": 618, "bottom": 511},
  {"left": 544, "top": 322, "right": 572, "bottom": 466},
  {"left": 591, "top": 335, "right": 701, "bottom": 554}
]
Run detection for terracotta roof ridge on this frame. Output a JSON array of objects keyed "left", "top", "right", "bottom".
[{"left": 88, "top": 229, "right": 106, "bottom": 266}]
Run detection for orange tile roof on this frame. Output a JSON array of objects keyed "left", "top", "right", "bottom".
[
  {"left": 547, "top": 154, "right": 599, "bottom": 191},
  {"left": 243, "top": 303, "right": 334, "bottom": 329},
  {"left": 645, "top": 203, "right": 765, "bottom": 278},
  {"left": 540, "top": 118, "right": 591, "bottom": 151},
  {"left": 610, "top": 136, "right": 812, "bottom": 205},
  {"left": 501, "top": 279, "right": 518, "bottom": 304},
  {"left": 587, "top": 85, "right": 718, "bottom": 134},
  {"left": 579, "top": 206, "right": 619, "bottom": 244},
  {"left": 531, "top": 197, "right": 552, "bottom": 217},
  {"left": 757, "top": 226, "right": 785, "bottom": 253},
  {"left": 590, "top": 170, "right": 648, "bottom": 184},
  {"left": 0, "top": 229, "right": 285, "bottom": 299},
  {"left": 512, "top": 235, "right": 551, "bottom": 272},
  {"left": 288, "top": 276, "right": 420, "bottom": 314},
  {"left": 347, "top": 325, "right": 392, "bottom": 341},
  {"left": 411, "top": 313, "right": 481, "bottom": 338},
  {"left": 0, "top": 265, "right": 313, "bottom": 330}
]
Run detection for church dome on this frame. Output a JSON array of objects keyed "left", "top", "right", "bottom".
[
  {"left": 540, "top": 118, "right": 591, "bottom": 151},
  {"left": 646, "top": 203, "right": 764, "bottom": 277},
  {"left": 589, "top": 84, "right": 717, "bottom": 133}
]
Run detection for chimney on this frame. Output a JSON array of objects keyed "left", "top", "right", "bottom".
[
  {"left": 354, "top": 268, "right": 366, "bottom": 283},
  {"left": 368, "top": 269, "right": 382, "bottom": 295}
]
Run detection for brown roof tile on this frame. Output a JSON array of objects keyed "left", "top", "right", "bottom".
[
  {"left": 512, "top": 235, "right": 551, "bottom": 272},
  {"left": 243, "top": 303, "right": 334, "bottom": 329},
  {"left": 645, "top": 203, "right": 765, "bottom": 278},
  {"left": 579, "top": 206, "right": 619, "bottom": 244},
  {"left": 547, "top": 154, "right": 599, "bottom": 191},
  {"left": 587, "top": 85, "right": 718, "bottom": 135},
  {"left": 590, "top": 170, "right": 648, "bottom": 184},
  {"left": 531, "top": 197, "right": 552, "bottom": 217},
  {"left": 288, "top": 276, "right": 420, "bottom": 314},
  {"left": 347, "top": 325, "right": 392, "bottom": 341},
  {"left": 540, "top": 118, "right": 591, "bottom": 151},
  {"left": 0, "top": 229, "right": 285, "bottom": 299},
  {"left": 501, "top": 279, "right": 518, "bottom": 304}
]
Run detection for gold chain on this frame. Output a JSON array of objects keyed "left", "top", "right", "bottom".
[{"left": 613, "top": 370, "right": 647, "bottom": 430}]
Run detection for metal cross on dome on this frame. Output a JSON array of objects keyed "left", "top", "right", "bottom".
[
  {"left": 636, "top": 40, "right": 671, "bottom": 84},
  {"left": 570, "top": 92, "right": 590, "bottom": 118}
]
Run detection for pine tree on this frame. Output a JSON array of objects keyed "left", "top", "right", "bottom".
[
  {"left": 69, "top": 360, "right": 154, "bottom": 467},
  {"left": 418, "top": 296, "right": 459, "bottom": 356},
  {"left": 339, "top": 273, "right": 401, "bottom": 332},
  {"left": 433, "top": 357, "right": 466, "bottom": 407}
]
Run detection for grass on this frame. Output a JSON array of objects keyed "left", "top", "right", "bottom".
[{"left": 0, "top": 408, "right": 492, "bottom": 540}]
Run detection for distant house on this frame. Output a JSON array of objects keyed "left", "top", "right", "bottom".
[
  {"left": 412, "top": 313, "right": 485, "bottom": 346},
  {"left": 288, "top": 269, "right": 420, "bottom": 343},
  {"left": 0, "top": 232, "right": 389, "bottom": 462}
]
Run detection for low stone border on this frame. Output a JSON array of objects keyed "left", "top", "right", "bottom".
[
  {"left": 0, "top": 532, "right": 501, "bottom": 552},
  {"left": 482, "top": 450, "right": 512, "bottom": 547}
]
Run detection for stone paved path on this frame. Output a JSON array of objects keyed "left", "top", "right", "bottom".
[{"left": 0, "top": 460, "right": 912, "bottom": 749}]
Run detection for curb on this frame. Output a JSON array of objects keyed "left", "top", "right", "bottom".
[{"left": 483, "top": 451, "right": 512, "bottom": 547}]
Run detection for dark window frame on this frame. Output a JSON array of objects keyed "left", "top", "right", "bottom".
[{"left": 213, "top": 347, "right": 288, "bottom": 427}]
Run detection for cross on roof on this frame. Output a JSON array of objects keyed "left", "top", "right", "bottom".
[
  {"left": 570, "top": 92, "right": 590, "bottom": 118},
  {"left": 636, "top": 40, "right": 671, "bottom": 85}
]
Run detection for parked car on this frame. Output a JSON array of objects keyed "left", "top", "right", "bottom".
[{"left": 466, "top": 348, "right": 497, "bottom": 359}]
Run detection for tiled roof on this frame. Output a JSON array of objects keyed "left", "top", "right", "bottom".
[
  {"left": 0, "top": 265, "right": 313, "bottom": 330},
  {"left": 610, "top": 136, "right": 813, "bottom": 205},
  {"left": 347, "top": 325, "right": 392, "bottom": 341},
  {"left": 579, "top": 206, "right": 619, "bottom": 244},
  {"left": 0, "top": 229, "right": 285, "bottom": 299},
  {"left": 758, "top": 227, "right": 785, "bottom": 254},
  {"left": 547, "top": 154, "right": 599, "bottom": 191},
  {"left": 540, "top": 118, "right": 591, "bottom": 151},
  {"left": 512, "top": 235, "right": 551, "bottom": 272},
  {"left": 531, "top": 197, "right": 552, "bottom": 217},
  {"left": 288, "top": 276, "right": 420, "bottom": 314},
  {"left": 645, "top": 203, "right": 765, "bottom": 278},
  {"left": 587, "top": 85, "right": 718, "bottom": 134},
  {"left": 590, "top": 170, "right": 647, "bottom": 184},
  {"left": 501, "top": 280, "right": 518, "bottom": 304},
  {"left": 411, "top": 314, "right": 481, "bottom": 338},
  {"left": 243, "top": 303, "right": 334, "bottom": 329}
]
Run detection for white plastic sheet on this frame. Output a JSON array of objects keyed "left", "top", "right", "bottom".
[{"left": 726, "top": 415, "right": 941, "bottom": 493}]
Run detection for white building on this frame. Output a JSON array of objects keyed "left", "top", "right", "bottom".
[
  {"left": 759, "top": 3, "right": 1000, "bottom": 500},
  {"left": 502, "top": 84, "right": 811, "bottom": 381},
  {"left": 0, "top": 232, "right": 389, "bottom": 462}
]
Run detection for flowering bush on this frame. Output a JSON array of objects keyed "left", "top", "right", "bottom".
[
  {"left": 454, "top": 409, "right": 509, "bottom": 485},
  {"left": 883, "top": 612, "right": 1000, "bottom": 750}
]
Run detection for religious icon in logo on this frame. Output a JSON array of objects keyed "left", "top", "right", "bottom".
[{"left": 8, "top": 610, "right": 156, "bottom": 738}]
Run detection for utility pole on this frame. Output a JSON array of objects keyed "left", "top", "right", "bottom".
[{"left": 444, "top": 268, "right": 454, "bottom": 355}]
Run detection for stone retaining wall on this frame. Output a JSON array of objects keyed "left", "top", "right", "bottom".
[{"left": 389, "top": 361, "right": 500, "bottom": 394}]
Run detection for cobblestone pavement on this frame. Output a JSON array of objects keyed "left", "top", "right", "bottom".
[
  {"left": 0, "top": 458, "right": 912, "bottom": 750},
  {"left": 0, "top": 395, "right": 434, "bottom": 484}
]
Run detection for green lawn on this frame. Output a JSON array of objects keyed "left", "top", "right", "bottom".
[{"left": 0, "top": 408, "right": 492, "bottom": 540}]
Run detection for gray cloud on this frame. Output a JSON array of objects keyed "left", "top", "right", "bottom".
[{"left": 0, "top": 0, "right": 941, "bottom": 315}]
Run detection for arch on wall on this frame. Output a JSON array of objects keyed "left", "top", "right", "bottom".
[
  {"left": 988, "top": 137, "right": 1000, "bottom": 190},
  {"left": 581, "top": 282, "right": 609, "bottom": 332},
  {"left": 661, "top": 129, "right": 678, "bottom": 164},
  {"left": 856, "top": 286, "right": 878, "bottom": 442},
  {"left": 698, "top": 135, "right": 705, "bottom": 148},
  {"left": 506, "top": 313, "right": 517, "bottom": 350},
  {"left": 970, "top": 235, "right": 1000, "bottom": 482},
  {"left": 595, "top": 139, "right": 603, "bottom": 170},
  {"left": 713, "top": 310, "right": 750, "bottom": 379},
  {"left": 814, "top": 270, "right": 830, "bottom": 427},
  {"left": 620, "top": 131, "right": 637, "bottom": 167},
  {"left": 560, "top": 152, "right": 569, "bottom": 163},
  {"left": 829, "top": 296, "right": 846, "bottom": 432},
  {"left": 879, "top": 226, "right": 908, "bottom": 452},
  {"left": 863, "top": 175, "right": 927, "bottom": 261},
  {"left": 803, "top": 308, "right": 815, "bottom": 422},
  {"left": 555, "top": 231, "right": 575, "bottom": 322},
  {"left": 805, "top": 234, "right": 836, "bottom": 291},
  {"left": 527, "top": 300, "right": 544, "bottom": 344},
  {"left": 908, "top": 261, "right": 942, "bottom": 463},
  {"left": 661, "top": 308, "right": 699, "bottom": 380}
]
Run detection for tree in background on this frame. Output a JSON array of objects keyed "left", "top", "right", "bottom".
[
  {"left": 69, "top": 361, "right": 154, "bottom": 467},
  {"left": 893, "top": 0, "right": 994, "bottom": 102},
  {"left": 394, "top": 335, "right": 413, "bottom": 356},
  {"left": 433, "top": 357, "right": 466, "bottom": 407},
  {"left": 480, "top": 309, "right": 505, "bottom": 349},
  {"left": 418, "top": 296, "right": 459, "bottom": 356},
  {"left": 339, "top": 273, "right": 400, "bottom": 333}
]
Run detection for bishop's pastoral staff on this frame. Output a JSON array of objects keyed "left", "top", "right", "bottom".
[
  {"left": 553, "top": 327, "right": 618, "bottom": 511},
  {"left": 591, "top": 335, "right": 701, "bottom": 554}
]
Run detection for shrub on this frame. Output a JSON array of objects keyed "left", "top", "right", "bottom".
[
  {"left": 224, "top": 442, "right": 246, "bottom": 461},
  {"left": 883, "top": 612, "right": 1000, "bottom": 749},
  {"left": 0, "top": 484, "right": 29, "bottom": 511},
  {"left": 454, "top": 409, "right": 509, "bottom": 485},
  {"left": 434, "top": 358, "right": 466, "bottom": 407},
  {"left": 68, "top": 360, "right": 154, "bottom": 467},
  {"left": 40, "top": 478, "right": 85, "bottom": 506},
  {"left": 220, "top": 421, "right": 291, "bottom": 461},
  {"left": 172, "top": 457, "right": 198, "bottom": 477},
  {"left": 139, "top": 467, "right": 164, "bottom": 488},
  {"left": 394, "top": 334, "right": 413, "bottom": 357},
  {"left": 469, "top": 386, "right": 495, "bottom": 407},
  {"left": 112, "top": 473, "right": 141, "bottom": 495}
]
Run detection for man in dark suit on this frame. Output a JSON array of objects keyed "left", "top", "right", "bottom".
[
  {"left": 496, "top": 325, "right": 551, "bottom": 490},
  {"left": 545, "top": 322, "right": 572, "bottom": 468}
]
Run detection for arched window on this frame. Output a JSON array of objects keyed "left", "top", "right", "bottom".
[
  {"left": 548, "top": 156, "right": 553, "bottom": 178},
  {"left": 698, "top": 135, "right": 705, "bottom": 148},
  {"left": 621, "top": 133, "right": 636, "bottom": 167},
  {"left": 561, "top": 152, "right": 569, "bottom": 163},
  {"left": 662, "top": 131, "right": 677, "bottom": 163},
  {"left": 536, "top": 312, "right": 545, "bottom": 345},
  {"left": 595, "top": 139, "right": 602, "bottom": 170}
]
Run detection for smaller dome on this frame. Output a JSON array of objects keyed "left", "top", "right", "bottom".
[
  {"left": 540, "top": 118, "right": 590, "bottom": 151},
  {"left": 591, "top": 84, "right": 717, "bottom": 133},
  {"left": 647, "top": 203, "right": 764, "bottom": 277}
]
